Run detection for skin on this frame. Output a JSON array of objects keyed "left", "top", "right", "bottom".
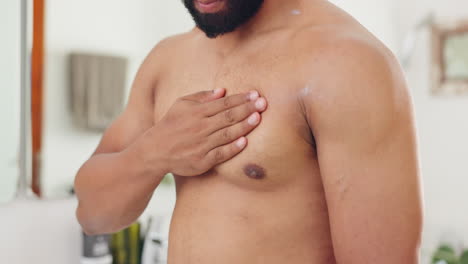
[{"left": 74, "top": 0, "right": 423, "bottom": 263}]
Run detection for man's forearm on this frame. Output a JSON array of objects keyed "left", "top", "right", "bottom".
[{"left": 75, "top": 137, "right": 167, "bottom": 235}]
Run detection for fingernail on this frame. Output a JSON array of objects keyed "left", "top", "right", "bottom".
[
  {"left": 213, "top": 88, "right": 223, "bottom": 94},
  {"left": 249, "top": 91, "right": 259, "bottom": 101},
  {"left": 236, "top": 137, "right": 247, "bottom": 148},
  {"left": 255, "top": 98, "right": 266, "bottom": 110},
  {"left": 248, "top": 113, "right": 259, "bottom": 126}
]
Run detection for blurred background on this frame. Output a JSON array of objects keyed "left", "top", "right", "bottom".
[{"left": 1, "top": 0, "right": 468, "bottom": 263}]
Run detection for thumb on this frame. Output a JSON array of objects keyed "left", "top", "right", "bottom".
[{"left": 182, "top": 88, "right": 226, "bottom": 103}]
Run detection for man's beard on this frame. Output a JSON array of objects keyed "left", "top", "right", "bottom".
[{"left": 183, "top": 0, "right": 264, "bottom": 38}]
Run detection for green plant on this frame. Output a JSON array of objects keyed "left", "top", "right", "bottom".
[
  {"left": 460, "top": 250, "right": 468, "bottom": 264},
  {"left": 161, "top": 173, "right": 174, "bottom": 185},
  {"left": 432, "top": 245, "right": 468, "bottom": 264}
]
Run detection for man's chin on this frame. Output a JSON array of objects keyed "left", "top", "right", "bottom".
[
  {"left": 197, "top": 25, "right": 234, "bottom": 39},
  {"left": 184, "top": 0, "right": 264, "bottom": 38}
]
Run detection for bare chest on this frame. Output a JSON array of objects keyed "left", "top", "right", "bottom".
[{"left": 154, "top": 49, "right": 317, "bottom": 190}]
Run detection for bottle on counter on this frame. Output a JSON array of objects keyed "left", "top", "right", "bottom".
[{"left": 81, "top": 232, "right": 113, "bottom": 264}]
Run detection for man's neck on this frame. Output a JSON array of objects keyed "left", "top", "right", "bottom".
[{"left": 199, "top": 0, "right": 302, "bottom": 52}]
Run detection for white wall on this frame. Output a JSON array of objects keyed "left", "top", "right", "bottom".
[
  {"left": 393, "top": 0, "right": 468, "bottom": 260},
  {"left": 0, "top": 0, "right": 21, "bottom": 203},
  {"left": 330, "top": 0, "right": 398, "bottom": 52}
]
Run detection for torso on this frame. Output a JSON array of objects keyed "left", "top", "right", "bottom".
[{"left": 151, "top": 2, "right": 376, "bottom": 263}]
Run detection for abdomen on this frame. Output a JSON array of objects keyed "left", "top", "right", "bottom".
[{"left": 168, "top": 166, "right": 336, "bottom": 264}]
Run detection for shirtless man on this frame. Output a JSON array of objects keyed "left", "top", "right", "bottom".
[{"left": 74, "top": 0, "right": 423, "bottom": 263}]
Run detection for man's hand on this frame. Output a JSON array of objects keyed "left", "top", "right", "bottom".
[{"left": 147, "top": 88, "right": 268, "bottom": 176}]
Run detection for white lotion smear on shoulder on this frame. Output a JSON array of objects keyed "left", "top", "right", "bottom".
[{"left": 291, "top": 9, "right": 302, "bottom": 15}]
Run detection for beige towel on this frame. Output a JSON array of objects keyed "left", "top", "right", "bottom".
[{"left": 70, "top": 53, "right": 127, "bottom": 131}]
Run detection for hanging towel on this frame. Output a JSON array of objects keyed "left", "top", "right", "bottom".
[{"left": 70, "top": 53, "right": 127, "bottom": 131}]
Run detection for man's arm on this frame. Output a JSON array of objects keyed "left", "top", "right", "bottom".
[
  {"left": 303, "top": 39, "right": 423, "bottom": 263},
  {"left": 74, "top": 39, "right": 170, "bottom": 235}
]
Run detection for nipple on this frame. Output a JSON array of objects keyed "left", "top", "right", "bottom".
[{"left": 243, "top": 164, "right": 266, "bottom": 180}]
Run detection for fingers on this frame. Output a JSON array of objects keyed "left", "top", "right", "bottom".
[
  {"left": 202, "top": 90, "right": 260, "bottom": 116},
  {"left": 205, "top": 137, "right": 248, "bottom": 166},
  {"left": 182, "top": 88, "right": 226, "bottom": 103},
  {"left": 207, "top": 112, "right": 261, "bottom": 150},
  {"left": 207, "top": 97, "right": 267, "bottom": 132}
]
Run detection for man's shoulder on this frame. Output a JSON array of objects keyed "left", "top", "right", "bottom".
[
  {"left": 136, "top": 29, "right": 199, "bottom": 90},
  {"left": 130, "top": 30, "right": 198, "bottom": 104},
  {"left": 290, "top": 22, "right": 403, "bottom": 96},
  {"left": 289, "top": 1, "right": 395, "bottom": 67},
  {"left": 291, "top": 22, "right": 410, "bottom": 129},
  {"left": 291, "top": 21, "right": 395, "bottom": 69},
  {"left": 147, "top": 30, "right": 198, "bottom": 62}
]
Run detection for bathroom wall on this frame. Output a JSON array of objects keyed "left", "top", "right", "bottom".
[
  {"left": 0, "top": 0, "right": 21, "bottom": 203},
  {"left": 330, "top": 0, "right": 397, "bottom": 51},
  {"left": 393, "top": 0, "right": 468, "bottom": 260}
]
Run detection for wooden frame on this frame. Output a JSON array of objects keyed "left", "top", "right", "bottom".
[
  {"left": 431, "top": 19, "right": 468, "bottom": 95},
  {"left": 31, "top": 0, "right": 44, "bottom": 196}
]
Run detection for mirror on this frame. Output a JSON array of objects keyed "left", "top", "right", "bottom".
[
  {"left": 444, "top": 32, "right": 468, "bottom": 80},
  {"left": 0, "top": 1, "right": 22, "bottom": 203},
  {"left": 432, "top": 20, "right": 468, "bottom": 94}
]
